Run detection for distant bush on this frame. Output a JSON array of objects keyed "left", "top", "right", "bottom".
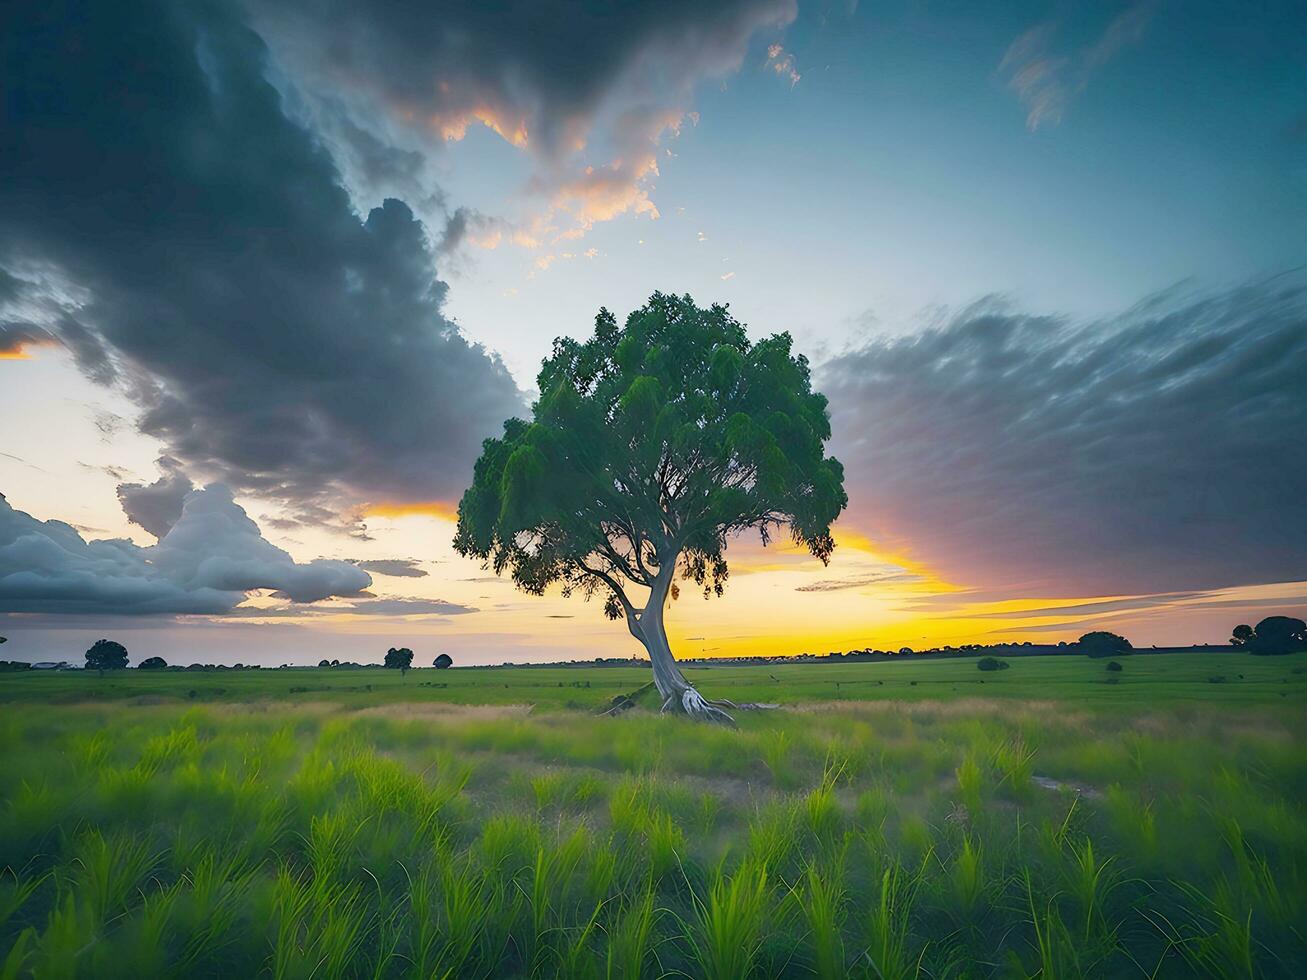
[
  {"left": 977, "top": 656, "right": 1009, "bottom": 671},
  {"left": 138, "top": 656, "right": 167, "bottom": 669},
  {"left": 1078, "top": 631, "right": 1132, "bottom": 658},
  {"left": 1232, "top": 616, "right": 1307, "bottom": 656},
  {"left": 433, "top": 653, "right": 453, "bottom": 669},
  {"left": 85, "top": 639, "right": 129, "bottom": 671},
  {"left": 1106, "top": 661, "right": 1124, "bottom": 672}
]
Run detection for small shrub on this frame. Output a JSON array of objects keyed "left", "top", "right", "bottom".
[
  {"left": 1105, "top": 661, "right": 1123, "bottom": 672},
  {"left": 977, "top": 656, "right": 1009, "bottom": 672}
]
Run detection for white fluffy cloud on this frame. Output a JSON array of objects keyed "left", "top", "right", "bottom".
[{"left": 0, "top": 485, "right": 371, "bottom": 616}]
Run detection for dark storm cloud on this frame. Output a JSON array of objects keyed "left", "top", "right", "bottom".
[
  {"left": 350, "top": 559, "right": 429, "bottom": 579},
  {"left": 244, "top": 0, "right": 797, "bottom": 232},
  {"left": 822, "top": 275, "right": 1307, "bottom": 596},
  {"left": 0, "top": 0, "right": 523, "bottom": 519},
  {"left": 0, "top": 323, "right": 51, "bottom": 357},
  {"left": 116, "top": 457, "right": 194, "bottom": 539},
  {"left": 247, "top": 0, "right": 797, "bottom": 156},
  {"left": 0, "top": 487, "right": 371, "bottom": 616}
]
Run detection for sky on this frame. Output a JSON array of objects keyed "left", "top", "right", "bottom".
[{"left": 2, "top": 0, "right": 1305, "bottom": 666}]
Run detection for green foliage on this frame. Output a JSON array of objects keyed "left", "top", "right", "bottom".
[
  {"left": 85, "top": 638, "right": 129, "bottom": 670},
  {"left": 682, "top": 859, "right": 771, "bottom": 980},
  {"left": 453, "top": 292, "right": 846, "bottom": 617},
  {"left": 976, "top": 656, "right": 1009, "bottom": 671},
  {"left": 383, "top": 647, "right": 413, "bottom": 670},
  {"left": 1, "top": 658, "right": 1305, "bottom": 976},
  {"left": 1078, "top": 631, "right": 1133, "bottom": 658},
  {"left": 1239, "top": 616, "right": 1307, "bottom": 655}
]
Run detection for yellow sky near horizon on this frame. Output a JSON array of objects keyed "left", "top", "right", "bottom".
[{"left": 4, "top": 349, "right": 1305, "bottom": 664}]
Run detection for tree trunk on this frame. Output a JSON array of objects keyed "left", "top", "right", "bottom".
[{"left": 628, "top": 558, "right": 738, "bottom": 726}]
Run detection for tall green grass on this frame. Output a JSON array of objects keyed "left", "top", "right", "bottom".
[{"left": 0, "top": 670, "right": 1304, "bottom": 977}]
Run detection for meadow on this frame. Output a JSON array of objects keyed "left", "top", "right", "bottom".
[{"left": 1, "top": 653, "right": 1304, "bottom": 977}]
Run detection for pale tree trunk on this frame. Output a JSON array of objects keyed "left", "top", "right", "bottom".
[{"left": 624, "top": 554, "right": 771, "bottom": 726}]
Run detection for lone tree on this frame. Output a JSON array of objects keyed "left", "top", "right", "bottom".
[
  {"left": 384, "top": 647, "right": 414, "bottom": 673},
  {"left": 1077, "top": 631, "right": 1132, "bottom": 658},
  {"left": 433, "top": 653, "right": 453, "bottom": 669},
  {"left": 455, "top": 293, "right": 847, "bottom": 723},
  {"left": 85, "top": 639, "right": 129, "bottom": 673},
  {"left": 139, "top": 656, "right": 167, "bottom": 669},
  {"left": 1236, "top": 616, "right": 1307, "bottom": 655}
]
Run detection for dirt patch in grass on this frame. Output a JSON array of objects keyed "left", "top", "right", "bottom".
[{"left": 787, "top": 698, "right": 1086, "bottom": 723}]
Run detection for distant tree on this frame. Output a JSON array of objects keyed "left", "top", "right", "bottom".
[
  {"left": 1106, "top": 661, "right": 1124, "bottom": 672},
  {"left": 85, "top": 639, "right": 129, "bottom": 673},
  {"left": 898, "top": 647, "right": 914, "bottom": 656},
  {"left": 384, "top": 647, "right": 414, "bottom": 673},
  {"left": 454, "top": 293, "right": 846, "bottom": 723},
  {"left": 318, "top": 659, "right": 331, "bottom": 667},
  {"left": 1244, "top": 616, "right": 1307, "bottom": 656},
  {"left": 139, "top": 656, "right": 167, "bottom": 669},
  {"left": 977, "top": 656, "right": 1010, "bottom": 671},
  {"left": 1077, "top": 631, "right": 1132, "bottom": 658},
  {"left": 1231, "top": 624, "right": 1254, "bottom": 647},
  {"left": 433, "top": 653, "right": 453, "bottom": 669}
]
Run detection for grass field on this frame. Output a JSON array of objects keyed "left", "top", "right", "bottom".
[{"left": 1, "top": 653, "right": 1305, "bottom": 977}]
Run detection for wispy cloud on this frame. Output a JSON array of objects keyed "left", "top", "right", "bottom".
[
  {"left": 999, "top": 2, "right": 1157, "bottom": 130},
  {"left": 796, "top": 571, "right": 921, "bottom": 593},
  {"left": 765, "top": 43, "right": 801, "bottom": 87},
  {"left": 822, "top": 274, "right": 1307, "bottom": 597},
  {"left": 968, "top": 592, "right": 1211, "bottom": 620},
  {"left": 349, "top": 559, "right": 429, "bottom": 579}
]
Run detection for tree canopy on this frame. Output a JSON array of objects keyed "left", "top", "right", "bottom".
[
  {"left": 85, "top": 639, "right": 129, "bottom": 670},
  {"left": 454, "top": 292, "right": 846, "bottom": 618},
  {"left": 454, "top": 293, "right": 847, "bottom": 722},
  {"left": 433, "top": 653, "right": 453, "bottom": 669},
  {"left": 139, "top": 656, "right": 167, "bottom": 669},
  {"left": 1233, "top": 616, "right": 1307, "bottom": 655},
  {"left": 384, "top": 647, "right": 414, "bottom": 670},
  {"left": 1077, "top": 631, "right": 1132, "bottom": 658}
]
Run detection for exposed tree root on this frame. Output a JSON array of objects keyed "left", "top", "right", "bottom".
[
  {"left": 654, "top": 687, "right": 782, "bottom": 726},
  {"left": 600, "top": 677, "right": 779, "bottom": 726}
]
